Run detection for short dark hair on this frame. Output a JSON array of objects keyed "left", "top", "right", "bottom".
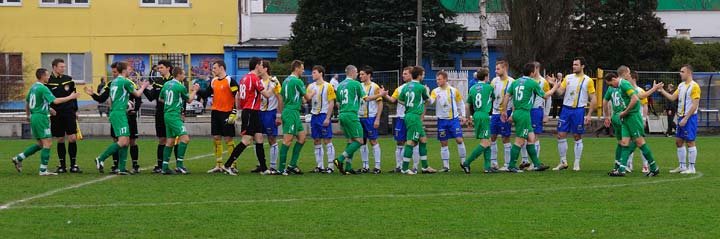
[
  {"left": 573, "top": 56, "right": 586, "bottom": 66},
  {"left": 603, "top": 72, "right": 618, "bottom": 82},
  {"left": 115, "top": 61, "right": 129, "bottom": 73},
  {"left": 291, "top": 60, "right": 304, "bottom": 71},
  {"left": 495, "top": 59, "right": 508, "bottom": 68},
  {"left": 51, "top": 58, "right": 64, "bottom": 67},
  {"left": 476, "top": 67, "right": 489, "bottom": 80},
  {"left": 522, "top": 62, "right": 540, "bottom": 76},
  {"left": 312, "top": 65, "right": 325, "bottom": 76},
  {"left": 682, "top": 64, "right": 694, "bottom": 72},
  {"left": 411, "top": 66, "right": 425, "bottom": 79},
  {"left": 403, "top": 66, "right": 414, "bottom": 73},
  {"left": 436, "top": 70, "right": 448, "bottom": 79},
  {"left": 110, "top": 62, "right": 118, "bottom": 69},
  {"left": 35, "top": 68, "right": 48, "bottom": 79},
  {"left": 213, "top": 60, "right": 226, "bottom": 71},
  {"left": 360, "top": 65, "right": 373, "bottom": 76},
  {"left": 157, "top": 60, "right": 173, "bottom": 69},
  {"left": 249, "top": 57, "right": 262, "bottom": 70},
  {"left": 262, "top": 60, "right": 271, "bottom": 75},
  {"left": 171, "top": 67, "right": 184, "bottom": 78}
]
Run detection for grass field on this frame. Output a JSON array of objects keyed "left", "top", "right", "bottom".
[{"left": 0, "top": 136, "right": 717, "bottom": 238}]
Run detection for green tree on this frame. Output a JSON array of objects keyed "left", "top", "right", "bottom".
[
  {"left": 289, "top": 0, "right": 468, "bottom": 71},
  {"left": 669, "top": 39, "right": 714, "bottom": 71},
  {"left": 565, "top": 0, "right": 671, "bottom": 71}
]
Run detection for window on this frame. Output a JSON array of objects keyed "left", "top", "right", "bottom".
[
  {"left": 41, "top": 53, "right": 92, "bottom": 83},
  {"left": 0, "top": 0, "right": 22, "bottom": 6},
  {"left": 461, "top": 59, "right": 483, "bottom": 70},
  {"left": 432, "top": 58, "right": 455, "bottom": 70},
  {"left": 39, "top": 0, "right": 89, "bottom": 7},
  {"left": 0, "top": 53, "right": 25, "bottom": 101},
  {"left": 140, "top": 0, "right": 190, "bottom": 7}
]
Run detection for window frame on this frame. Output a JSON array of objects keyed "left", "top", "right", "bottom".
[
  {"left": 0, "top": 0, "right": 22, "bottom": 7},
  {"left": 139, "top": 0, "right": 190, "bottom": 8},
  {"left": 460, "top": 58, "right": 483, "bottom": 70},
  {"left": 41, "top": 53, "right": 92, "bottom": 84},
  {"left": 38, "top": 0, "right": 90, "bottom": 8}
]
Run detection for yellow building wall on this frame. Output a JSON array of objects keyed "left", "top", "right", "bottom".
[{"left": 0, "top": 0, "right": 238, "bottom": 100}]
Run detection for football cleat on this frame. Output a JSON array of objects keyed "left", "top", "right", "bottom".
[
  {"left": 262, "top": 168, "right": 279, "bottom": 175},
  {"left": 645, "top": 168, "right": 660, "bottom": 177},
  {"left": 117, "top": 171, "right": 131, "bottom": 176},
  {"left": 641, "top": 165, "right": 649, "bottom": 173},
  {"left": 518, "top": 162, "right": 531, "bottom": 170},
  {"left": 333, "top": 159, "right": 345, "bottom": 175},
  {"left": 552, "top": 163, "right": 568, "bottom": 171},
  {"left": 372, "top": 168, "right": 381, "bottom": 174},
  {"left": 325, "top": 168, "right": 335, "bottom": 174},
  {"left": 498, "top": 166, "right": 509, "bottom": 172},
  {"left": 421, "top": 167, "right": 437, "bottom": 174},
  {"left": 573, "top": 163, "right": 581, "bottom": 171},
  {"left": 288, "top": 167, "right": 303, "bottom": 175},
  {"left": 460, "top": 164, "right": 471, "bottom": 174},
  {"left": 70, "top": 166, "right": 83, "bottom": 173},
  {"left": 506, "top": 168, "right": 524, "bottom": 173},
  {"left": 175, "top": 167, "right": 189, "bottom": 175},
  {"left": 11, "top": 157, "right": 22, "bottom": 173},
  {"left": 207, "top": 166, "right": 224, "bottom": 174},
  {"left": 669, "top": 167, "right": 686, "bottom": 174},
  {"left": 152, "top": 166, "right": 163, "bottom": 174},
  {"left": 55, "top": 167, "right": 67, "bottom": 174},
  {"left": 222, "top": 166, "right": 237, "bottom": 176},
  {"left": 39, "top": 171, "right": 58, "bottom": 176},
  {"left": 608, "top": 170, "right": 625, "bottom": 177},
  {"left": 250, "top": 166, "right": 267, "bottom": 173},
  {"left": 401, "top": 169, "right": 416, "bottom": 175},
  {"left": 680, "top": 168, "right": 696, "bottom": 174},
  {"left": 392, "top": 167, "right": 402, "bottom": 173},
  {"left": 311, "top": 167, "right": 324, "bottom": 173},
  {"left": 94, "top": 157, "right": 104, "bottom": 173},
  {"left": 533, "top": 164, "right": 550, "bottom": 172},
  {"left": 490, "top": 162, "right": 499, "bottom": 170},
  {"left": 440, "top": 167, "right": 450, "bottom": 173},
  {"left": 483, "top": 168, "right": 499, "bottom": 174},
  {"left": 357, "top": 168, "right": 369, "bottom": 174},
  {"left": 344, "top": 169, "right": 358, "bottom": 175},
  {"left": 131, "top": 166, "right": 140, "bottom": 174}
]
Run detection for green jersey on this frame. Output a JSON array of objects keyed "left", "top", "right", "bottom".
[
  {"left": 160, "top": 79, "right": 189, "bottom": 114},
  {"left": 26, "top": 82, "right": 56, "bottom": 115},
  {"left": 467, "top": 82, "right": 494, "bottom": 115},
  {"left": 109, "top": 76, "right": 137, "bottom": 113},
  {"left": 280, "top": 75, "right": 306, "bottom": 111},
  {"left": 336, "top": 78, "right": 366, "bottom": 114},
  {"left": 506, "top": 76, "right": 544, "bottom": 111},
  {"left": 603, "top": 78, "right": 640, "bottom": 115},
  {"left": 398, "top": 80, "right": 429, "bottom": 115}
]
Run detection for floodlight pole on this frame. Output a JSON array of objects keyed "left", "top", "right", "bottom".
[{"left": 416, "top": 0, "right": 422, "bottom": 66}]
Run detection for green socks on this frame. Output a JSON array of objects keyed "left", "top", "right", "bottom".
[
  {"left": 614, "top": 144, "right": 622, "bottom": 170},
  {"left": 526, "top": 143, "right": 541, "bottom": 166},
  {"left": 640, "top": 144, "right": 658, "bottom": 171},
  {"left": 99, "top": 143, "right": 121, "bottom": 162},
  {"left": 509, "top": 144, "right": 521, "bottom": 168},
  {"left": 465, "top": 145, "right": 486, "bottom": 167},
  {"left": 619, "top": 145, "right": 631, "bottom": 173},
  {"left": 117, "top": 147, "right": 128, "bottom": 172},
  {"left": 419, "top": 143, "right": 428, "bottom": 168},
  {"left": 39, "top": 148, "right": 50, "bottom": 172},
  {"left": 483, "top": 146, "right": 492, "bottom": 170},
  {"left": 162, "top": 145, "right": 173, "bottom": 171},
  {"left": 279, "top": 144, "right": 290, "bottom": 171},
  {"left": 289, "top": 142, "right": 304, "bottom": 168},
  {"left": 17, "top": 144, "right": 42, "bottom": 161},
  {"left": 402, "top": 145, "right": 414, "bottom": 170},
  {"left": 176, "top": 142, "right": 188, "bottom": 168}
]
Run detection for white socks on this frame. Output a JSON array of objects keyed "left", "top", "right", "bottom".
[
  {"left": 441, "top": 146, "right": 450, "bottom": 168},
  {"left": 413, "top": 146, "right": 420, "bottom": 170},
  {"left": 490, "top": 142, "right": 498, "bottom": 165},
  {"left": 521, "top": 143, "right": 529, "bottom": 163},
  {"left": 360, "top": 144, "right": 369, "bottom": 168},
  {"left": 558, "top": 138, "right": 568, "bottom": 163},
  {"left": 395, "top": 145, "right": 403, "bottom": 169},
  {"left": 270, "top": 143, "right": 278, "bottom": 168},
  {"left": 373, "top": 144, "right": 381, "bottom": 169},
  {"left": 314, "top": 145, "right": 324, "bottom": 168},
  {"left": 503, "top": 143, "right": 511, "bottom": 167},
  {"left": 326, "top": 143, "right": 335, "bottom": 169},
  {"left": 688, "top": 146, "right": 697, "bottom": 170},
  {"left": 574, "top": 139, "right": 583, "bottom": 165},
  {"left": 457, "top": 143, "right": 466, "bottom": 166},
  {"left": 677, "top": 146, "right": 687, "bottom": 169}
]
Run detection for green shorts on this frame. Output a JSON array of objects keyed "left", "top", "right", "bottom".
[
  {"left": 622, "top": 113, "right": 645, "bottom": 139},
  {"left": 512, "top": 110, "right": 533, "bottom": 139},
  {"left": 30, "top": 113, "right": 52, "bottom": 139},
  {"left": 404, "top": 113, "right": 425, "bottom": 142},
  {"left": 611, "top": 114, "right": 623, "bottom": 141},
  {"left": 281, "top": 110, "right": 304, "bottom": 136},
  {"left": 473, "top": 112, "right": 490, "bottom": 139},
  {"left": 109, "top": 111, "right": 130, "bottom": 137},
  {"left": 164, "top": 113, "right": 187, "bottom": 138},
  {"left": 339, "top": 112, "right": 363, "bottom": 139}
]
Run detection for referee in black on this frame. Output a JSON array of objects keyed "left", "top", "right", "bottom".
[
  {"left": 46, "top": 58, "right": 81, "bottom": 173},
  {"left": 144, "top": 60, "right": 177, "bottom": 173}
]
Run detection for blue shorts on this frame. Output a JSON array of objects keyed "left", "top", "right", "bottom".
[
  {"left": 310, "top": 113, "right": 333, "bottom": 139},
  {"left": 531, "top": 108, "right": 544, "bottom": 134},
  {"left": 557, "top": 106, "right": 585, "bottom": 135},
  {"left": 676, "top": 115, "right": 697, "bottom": 141},
  {"left": 437, "top": 118, "right": 463, "bottom": 141},
  {"left": 393, "top": 117, "right": 407, "bottom": 141},
  {"left": 490, "top": 110, "right": 512, "bottom": 137},
  {"left": 259, "top": 110, "right": 278, "bottom": 137},
  {"left": 360, "top": 117, "right": 379, "bottom": 140}
]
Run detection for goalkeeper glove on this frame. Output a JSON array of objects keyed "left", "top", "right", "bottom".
[{"left": 226, "top": 109, "right": 238, "bottom": 125}]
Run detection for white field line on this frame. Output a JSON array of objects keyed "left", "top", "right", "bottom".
[
  {"left": 4, "top": 172, "right": 703, "bottom": 210},
  {"left": 0, "top": 152, "right": 216, "bottom": 210}
]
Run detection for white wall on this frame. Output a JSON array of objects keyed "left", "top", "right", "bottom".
[{"left": 655, "top": 11, "right": 720, "bottom": 37}]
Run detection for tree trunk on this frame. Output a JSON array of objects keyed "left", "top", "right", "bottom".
[{"left": 479, "top": 0, "right": 489, "bottom": 68}]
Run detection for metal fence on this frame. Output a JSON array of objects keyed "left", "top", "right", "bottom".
[{"left": 600, "top": 69, "right": 720, "bottom": 128}]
